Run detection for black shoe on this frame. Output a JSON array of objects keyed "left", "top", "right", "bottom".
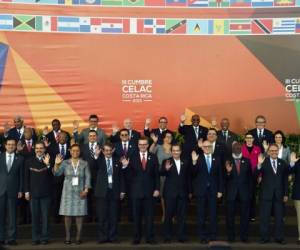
[
  {"left": 109, "top": 239, "right": 120, "bottom": 244},
  {"left": 0, "top": 241, "right": 5, "bottom": 245},
  {"left": 250, "top": 217, "right": 256, "bottom": 222},
  {"left": 259, "top": 239, "right": 269, "bottom": 244},
  {"left": 241, "top": 238, "right": 249, "bottom": 243},
  {"left": 64, "top": 240, "right": 71, "bottom": 245},
  {"left": 164, "top": 239, "right": 171, "bottom": 244},
  {"left": 200, "top": 239, "right": 208, "bottom": 244},
  {"left": 132, "top": 239, "right": 140, "bottom": 245},
  {"left": 228, "top": 238, "right": 235, "bottom": 243},
  {"left": 41, "top": 240, "right": 49, "bottom": 245},
  {"left": 7, "top": 240, "right": 17, "bottom": 246},
  {"left": 275, "top": 239, "right": 286, "bottom": 245},
  {"left": 178, "top": 239, "right": 186, "bottom": 243},
  {"left": 32, "top": 241, "right": 40, "bottom": 245},
  {"left": 146, "top": 240, "right": 157, "bottom": 245},
  {"left": 97, "top": 240, "right": 108, "bottom": 244},
  {"left": 75, "top": 240, "right": 82, "bottom": 245}
]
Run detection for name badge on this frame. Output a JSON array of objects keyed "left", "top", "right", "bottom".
[
  {"left": 108, "top": 175, "right": 113, "bottom": 184},
  {"left": 72, "top": 177, "right": 79, "bottom": 186}
]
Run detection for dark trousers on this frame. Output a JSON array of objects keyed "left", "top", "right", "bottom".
[
  {"left": 260, "top": 197, "right": 284, "bottom": 241},
  {"left": 31, "top": 196, "right": 51, "bottom": 242},
  {"left": 196, "top": 187, "right": 218, "bottom": 241},
  {"left": 19, "top": 198, "right": 31, "bottom": 224},
  {"left": 226, "top": 194, "right": 250, "bottom": 241},
  {"left": 52, "top": 178, "right": 63, "bottom": 222},
  {"left": 96, "top": 189, "right": 119, "bottom": 242},
  {"left": 0, "top": 194, "right": 17, "bottom": 241},
  {"left": 132, "top": 197, "right": 155, "bottom": 242},
  {"left": 164, "top": 196, "right": 187, "bottom": 241},
  {"left": 250, "top": 177, "right": 258, "bottom": 219}
]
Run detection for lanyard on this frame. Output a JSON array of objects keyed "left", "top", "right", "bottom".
[{"left": 71, "top": 160, "right": 80, "bottom": 176}]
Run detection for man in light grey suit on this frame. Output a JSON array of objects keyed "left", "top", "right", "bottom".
[
  {"left": 0, "top": 138, "right": 24, "bottom": 245},
  {"left": 73, "top": 114, "right": 107, "bottom": 147}
]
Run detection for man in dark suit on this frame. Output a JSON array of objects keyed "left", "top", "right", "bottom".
[
  {"left": 47, "top": 131, "right": 71, "bottom": 223},
  {"left": 248, "top": 115, "right": 274, "bottom": 153},
  {"left": 0, "top": 138, "right": 24, "bottom": 245},
  {"left": 8, "top": 116, "right": 37, "bottom": 142},
  {"left": 217, "top": 118, "right": 238, "bottom": 156},
  {"left": 111, "top": 118, "right": 140, "bottom": 146},
  {"left": 94, "top": 142, "right": 125, "bottom": 243},
  {"left": 191, "top": 140, "right": 223, "bottom": 243},
  {"left": 24, "top": 142, "right": 53, "bottom": 245},
  {"left": 123, "top": 136, "right": 160, "bottom": 245},
  {"left": 46, "top": 119, "right": 71, "bottom": 146},
  {"left": 144, "top": 117, "right": 174, "bottom": 145},
  {"left": 0, "top": 122, "right": 10, "bottom": 153},
  {"left": 225, "top": 142, "right": 253, "bottom": 242},
  {"left": 179, "top": 114, "right": 208, "bottom": 159},
  {"left": 257, "top": 144, "right": 288, "bottom": 244},
  {"left": 160, "top": 144, "right": 191, "bottom": 243}
]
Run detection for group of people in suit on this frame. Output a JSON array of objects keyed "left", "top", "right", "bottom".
[{"left": 0, "top": 113, "right": 299, "bottom": 246}]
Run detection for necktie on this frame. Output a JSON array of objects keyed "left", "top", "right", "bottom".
[
  {"left": 194, "top": 127, "right": 199, "bottom": 139},
  {"left": 123, "top": 143, "right": 128, "bottom": 156},
  {"left": 258, "top": 129, "right": 262, "bottom": 139},
  {"left": 235, "top": 159, "right": 241, "bottom": 176},
  {"left": 206, "top": 155, "right": 211, "bottom": 173},
  {"left": 27, "top": 141, "right": 32, "bottom": 152},
  {"left": 61, "top": 145, "right": 65, "bottom": 158},
  {"left": 90, "top": 143, "right": 95, "bottom": 159},
  {"left": 272, "top": 160, "right": 277, "bottom": 174},
  {"left": 223, "top": 131, "right": 228, "bottom": 142},
  {"left": 141, "top": 153, "right": 147, "bottom": 170},
  {"left": 17, "top": 129, "right": 21, "bottom": 139},
  {"left": 107, "top": 159, "right": 113, "bottom": 188},
  {"left": 7, "top": 154, "right": 13, "bottom": 172}
]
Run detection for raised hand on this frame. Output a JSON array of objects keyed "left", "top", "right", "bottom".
[
  {"left": 290, "top": 152, "right": 299, "bottom": 163},
  {"left": 191, "top": 151, "right": 199, "bottom": 163},
  {"left": 262, "top": 140, "right": 269, "bottom": 152},
  {"left": 120, "top": 192, "right": 125, "bottom": 200},
  {"left": 25, "top": 193, "right": 30, "bottom": 201},
  {"left": 121, "top": 157, "right": 129, "bottom": 168},
  {"left": 180, "top": 114, "right": 186, "bottom": 123},
  {"left": 73, "top": 120, "right": 79, "bottom": 130},
  {"left": 42, "top": 126, "right": 49, "bottom": 136},
  {"left": 3, "top": 122, "right": 11, "bottom": 135},
  {"left": 145, "top": 118, "right": 151, "bottom": 128},
  {"left": 112, "top": 123, "right": 119, "bottom": 134},
  {"left": 197, "top": 138, "right": 203, "bottom": 149},
  {"left": 44, "top": 138, "right": 51, "bottom": 148},
  {"left": 211, "top": 117, "right": 217, "bottom": 128},
  {"left": 217, "top": 192, "right": 222, "bottom": 199},
  {"left": 16, "top": 141, "right": 25, "bottom": 152},
  {"left": 225, "top": 160, "right": 233, "bottom": 173},
  {"left": 153, "top": 190, "right": 160, "bottom": 198},
  {"left": 55, "top": 154, "right": 64, "bottom": 165},
  {"left": 258, "top": 153, "right": 265, "bottom": 165},
  {"left": 150, "top": 133, "right": 158, "bottom": 144},
  {"left": 94, "top": 146, "right": 102, "bottom": 158},
  {"left": 43, "top": 153, "right": 50, "bottom": 166},
  {"left": 165, "top": 160, "right": 172, "bottom": 171}
]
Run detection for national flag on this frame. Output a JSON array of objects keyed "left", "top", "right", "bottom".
[
  {"left": 296, "top": 18, "right": 300, "bottom": 33},
  {"left": 188, "top": 0, "right": 209, "bottom": 6},
  {"left": 209, "top": 0, "right": 230, "bottom": 7},
  {"left": 90, "top": 17, "right": 101, "bottom": 33},
  {"left": 0, "top": 15, "right": 13, "bottom": 30},
  {"left": 208, "top": 19, "right": 229, "bottom": 34},
  {"left": 251, "top": 19, "right": 272, "bottom": 34},
  {"left": 274, "top": 0, "right": 295, "bottom": 6},
  {"left": 0, "top": 43, "right": 9, "bottom": 90},
  {"left": 251, "top": 0, "right": 273, "bottom": 7},
  {"left": 35, "top": 16, "right": 57, "bottom": 32},
  {"left": 273, "top": 18, "right": 296, "bottom": 34},
  {"left": 230, "top": 0, "right": 251, "bottom": 6},
  {"left": 57, "top": 16, "right": 80, "bottom": 32},
  {"left": 187, "top": 20, "right": 209, "bottom": 34},
  {"left": 138, "top": 19, "right": 165, "bottom": 34},
  {"left": 65, "top": 0, "right": 73, "bottom": 5},
  {"left": 166, "top": 19, "right": 186, "bottom": 34},
  {"left": 166, "top": 0, "right": 187, "bottom": 6},
  {"left": 102, "top": 0, "right": 123, "bottom": 5},
  {"left": 13, "top": 15, "right": 36, "bottom": 31},
  {"left": 122, "top": 18, "right": 139, "bottom": 34},
  {"left": 144, "top": 0, "right": 165, "bottom": 5},
  {"left": 101, "top": 18, "right": 123, "bottom": 33},
  {"left": 123, "top": 0, "right": 144, "bottom": 6},
  {"left": 296, "top": 0, "right": 300, "bottom": 6},
  {"left": 79, "top": 0, "right": 101, "bottom": 4},
  {"left": 229, "top": 19, "right": 251, "bottom": 35},
  {"left": 38, "top": 0, "right": 60, "bottom": 4},
  {"left": 79, "top": 17, "right": 91, "bottom": 32}
]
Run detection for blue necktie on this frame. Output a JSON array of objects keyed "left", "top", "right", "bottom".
[
  {"left": 206, "top": 155, "right": 211, "bottom": 173},
  {"left": 60, "top": 145, "right": 65, "bottom": 158},
  {"left": 107, "top": 159, "right": 113, "bottom": 189}
]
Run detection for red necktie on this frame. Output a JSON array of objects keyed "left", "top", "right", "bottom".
[
  {"left": 27, "top": 141, "right": 32, "bottom": 152},
  {"left": 236, "top": 159, "right": 241, "bottom": 176},
  {"left": 141, "top": 153, "right": 147, "bottom": 170}
]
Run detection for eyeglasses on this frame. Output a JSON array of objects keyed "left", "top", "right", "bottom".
[
  {"left": 159, "top": 121, "right": 167, "bottom": 123},
  {"left": 256, "top": 121, "right": 265, "bottom": 124},
  {"left": 120, "top": 134, "right": 128, "bottom": 136},
  {"left": 203, "top": 145, "right": 212, "bottom": 148},
  {"left": 245, "top": 137, "right": 254, "bottom": 139},
  {"left": 138, "top": 143, "right": 148, "bottom": 146}
]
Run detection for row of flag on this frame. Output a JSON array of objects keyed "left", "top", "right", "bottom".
[
  {"left": 0, "top": 0, "right": 299, "bottom": 7},
  {"left": 0, "top": 14, "right": 300, "bottom": 35}
]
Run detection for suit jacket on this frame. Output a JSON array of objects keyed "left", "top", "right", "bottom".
[
  {"left": 290, "top": 160, "right": 300, "bottom": 200},
  {"left": 279, "top": 146, "right": 290, "bottom": 164},
  {"left": 113, "top": 140, "right": 138, "bottom": 160},
  {"left": 248, "top": 128, "right": 274, "bottom": 153},
  {"left": 24, "top": 156, "right": 53, "bottom": 198},
  {"left": 0, "top": 133, "right": 6, "bottom": 153},
  {"left": 144, "top": 128, "right": 174, "bottom": 145},
  {"left": 241, "top": 144, "right": 261, "bottom": 172},
  {"left": 125, "top": 152, "right": 160, "bottom": 199},
  {"left": 256, "top": 157, "right": 288, "bottom": 201},
  {"left": 217, "top": 130, "right": 238, "bottom": 155},
  {"left": 74, "top": 127, "right": 107, "bottom": 147},
  {"left": 46, "top": 130, "right": 71, "bottom": 146},
  {"left": 94, "top": 155, "right": 125, "bottom": 199},
  {"left": 0, "top": 153, "right": 24, "bottom": 198},
  {"left": 111, "top": 129, "right": 140, "bottom": 146},
  {"left": 80, "top": 143, "right": 99, "bottom": 185},
  {"left": 225, "top": 157, "right": 253, "bottom": 201},
  {"left": 191, "top": 154, "right": 223, "bottom": 197},
  {"left": 18, "top": 138, "right": 36, "bottom": 160},
  {"left": 160, "top": 158, "right": 191, "bottom": 199},
  {"left": 8, "top": 127, "right": 37, "bottom": 142},
  {"left": 178, "top": 124, "right": 208, "bottom": 157}
]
